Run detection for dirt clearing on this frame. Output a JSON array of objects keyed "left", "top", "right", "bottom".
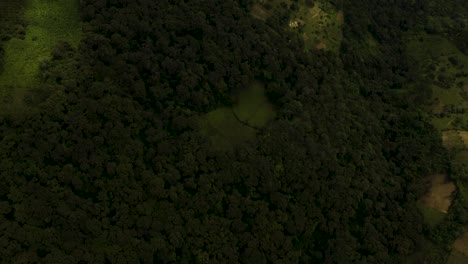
[
  {"left": 442, "top": 130, "right": 465, "bottom": 148},
  {"left": 420, "top": 174, "right": 456, "bottom": 213}
]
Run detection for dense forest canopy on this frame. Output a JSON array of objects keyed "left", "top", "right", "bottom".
[{"left": 0, "top": 0, "right": 464, "bottom": 263}]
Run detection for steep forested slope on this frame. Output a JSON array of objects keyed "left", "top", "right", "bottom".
[{"left": 0, "top": 0, "right": 448, "bottom": 263}]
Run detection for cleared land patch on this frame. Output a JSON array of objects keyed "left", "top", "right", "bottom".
[
  {"left": 199, "top": 82, "right": 275, "bottom": 151},
  {"left": 440, "top": 130, "right": 468, "bottom": 150},
  {"left": 405, "top": 19, "right": 468, "bottom": 263},
  {"left": 232, "top": 82, "right": 275, "bottom": 128},
  {"left": 442, "top": 130, "right": 466, "bottom": 149},
  {"left": 251, "top": 0, "right": 343, "bottom": 53},
  {"left": 407, "top": 33, "right": 468, "bottom": 133},
  {"left": 297, "top": 1, "right": 343, "bottom": 52},
  {"left": 0, "top": 0, "right": 81, "bottom": 111},
  {"left": 420, "top": 174, "right": 456, "bottom": 213}
]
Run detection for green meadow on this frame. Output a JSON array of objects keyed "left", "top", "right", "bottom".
[
  {"left": 417, "top": 202, "right": 446, "bottom": 229},
  {"left": 297, "top": 1, "right": 343, "bottom": 52},
  {"left": 406, "top": 24, "right": 468, "bottom": 263},
  {"left": 407, "top": 33, "right": 468, "bottom": 132},
  {"left": 0, "top": 0, "right": 81, "bottom": 110},
  {"left": 251, "top": 0, "right": 344, "bottom": 53},
  {"left": 199, "top": 82, "right": 276, "bottom": 151}
]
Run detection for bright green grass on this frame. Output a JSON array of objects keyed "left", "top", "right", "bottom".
[
  {"left": 0, "top": 0, "right": 81, "bottom": 108},
  {"left": 417, "top": 202, "right": 446, "bottom": 229},
  {"left": 199, "top": 82, "right": 275, "bottom": 151}
]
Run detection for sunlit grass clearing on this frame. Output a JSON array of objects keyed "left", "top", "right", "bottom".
[
  {"left": 199, "top": 82, "right": 275, "bottom": 151},
  {"left": 0, "top": 0, "right": 81, "bottom": 105}
]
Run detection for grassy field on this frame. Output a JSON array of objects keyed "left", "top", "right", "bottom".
[
  {"left": 199, "top": 82, "right": 275, "bottom": 151},
  {"left": 0, "top": 0, "right": 81, "bottom": 110},
  {"left": 432, "top": 117, "right": 457, "bottom": 130},
  {"left": 251, "top": 0, "right": 343, "bottom": 53},
  {"left": 420, "top": 174, "right": 456, "bottom": 214},
  {"left": 406, "top": 27, "right": 468, "bottom": 262},
  {"left": 407, "top": 33, "right": 468, "bottom": 133},
  {"left": 442, "top": 130, "right": 466, "bottom": 150},
  {"left": 299, "top": 2, "right": 343, "bottom": 52},
  {"left": 232, "top": 82, "right": 275, "bottom": 127},
  {"left": 406, "top": 32, "right": 468, "bottom": 150},
  {"left": 417, "top": 202, "right": 447, "bottom": 229}
]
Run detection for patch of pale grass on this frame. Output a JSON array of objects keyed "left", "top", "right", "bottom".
[
  {"left": 249, "top": 0, "right": 343, "bottom": 53},
  {"left": 458, "top": 131, "right": 468, "bottom": 148},
  {"left": 420, "top": 174, "right": 456, "bottom": 213},
  {"left": 442, "top": 130, "right": 465, "bottom": 149},
  {"left": 0, "top": 0, "right": 81, "bottom": 110}
]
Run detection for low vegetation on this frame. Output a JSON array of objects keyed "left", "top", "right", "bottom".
[
  {"left": 418, "top": 203, "right": 447, "bottom": 228},
  {"left": 0, "top": 0, "right": 81, "bottom": 111},
  {"left": 251, "top": 0, "right": 344, "bottom": 53},
  {"left": 199, "top": 82, "right": 275, "bottom": 151},
  {"left": 420, "top": 174, "right": 456, "bottom": 213},
  {"left": 404, "top": 4, "right": 468, "bottom": 261}
]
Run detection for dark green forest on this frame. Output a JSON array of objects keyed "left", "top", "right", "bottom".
[{"left": 0, "top": 0, "right": 465, "bottom": 263}]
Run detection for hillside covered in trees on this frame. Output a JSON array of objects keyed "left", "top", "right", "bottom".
[{"left": 0, "top": 0, "right": 461, "bottom": 263}]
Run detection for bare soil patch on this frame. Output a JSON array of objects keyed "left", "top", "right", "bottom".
[
  {"left": 442, "top": 130, "right": 468, "bottom": 149},
  {"left": 442, "top": 130, "right": 465, "bottom": 149},
  {"left": 420, "top": 174, "right": 456, "bottom": 213},
  {"left": 459, "top": 131, "right": 468, "bottom": 148}
]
